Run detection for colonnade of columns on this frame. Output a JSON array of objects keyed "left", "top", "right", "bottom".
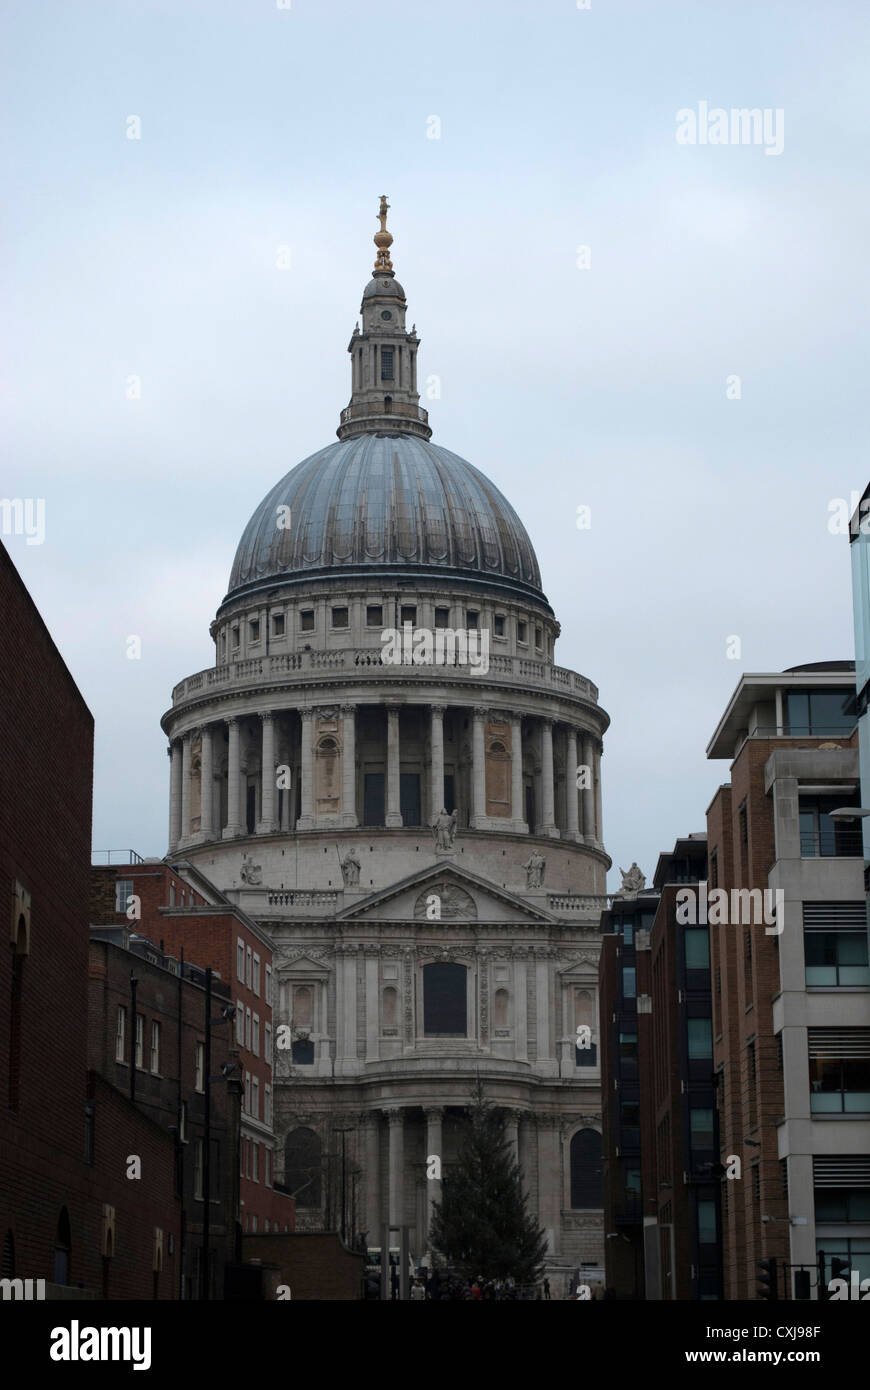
[{"left": 167, "top": 702, "right": 604, "bottom": 853}]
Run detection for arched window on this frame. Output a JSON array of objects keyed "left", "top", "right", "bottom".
[
  {"left": 54, "top": 1207, "right": 72, "bottom": 1284},
  {"left": 423, "top": 962, "right": 467, "bottom": 1036},
  {"left": 494, "top": 988, "right": 509, "bottom": 1029},
  {"left": 489, "top": 741, "right": 506, "bottom": 754},
  {"left": 284, "top": 1128, "right": 321, "bottom": 1207},
  {"left": 382, "top": 985, "right": 398, "bottom": 1031},
  {"left": 570, "top": 1129, "right": 602, "bottom": 1209},
  {"left": 574, "top": 988, "right": 597, "bottom": 1067}
]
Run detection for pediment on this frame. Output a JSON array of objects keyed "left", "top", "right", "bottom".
[
  {"left": 336, "top": 862, "right": 555, "bottom": 925},
  {"left": 277, "top": 950, "right": 331, "bottom": 976}
]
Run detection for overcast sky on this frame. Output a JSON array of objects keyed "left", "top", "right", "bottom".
[{"left": 3, "top": 0, "right": 867, "bottom": 890}]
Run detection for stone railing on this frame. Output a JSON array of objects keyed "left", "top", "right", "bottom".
[
  {"left": 547, "top": 894, "right": 610, "bottom": 918},
  {"left": 171, "top": 649, "right": 599, "bottom": 707}
]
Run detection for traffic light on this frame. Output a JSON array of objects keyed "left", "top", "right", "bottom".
[{"left": 756, "top": 1257, "right": 778, "bottom": 1300}]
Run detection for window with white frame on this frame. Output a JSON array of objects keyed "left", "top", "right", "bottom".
[
  {"left": 265, "top": 1083, "right": 272, "bottom": 1125},
  {"left": 245, "top": 1007, "right": 251, "bottom": 1049},
  {"left": 194, "top": 1139, "right": 204, "bottom": 1200},
  {"left": 115, "top": 878, "right": 133, "bottom": 913},
  {"left": 253, "top": 1014, "right": 260, "bottom": 1056},
  {"left": 253, "top": 1142, "right": 259, "bottom": 1182},
  {"left": 265, "top": 1021, "right": 272, "bottom": 1065},
  {"left": 252, "top": 1076, "right": 259, "bottom": 1119},
  {"left": 245, "top": 1072, "right": 252, "bottom": 1114},
  {"left": 253, "top": 953, "right": 261, "bottom": 996},
  {"left": 195, "top": 1041, "right": 204, "bottom": 1092},
  {"left": 116, "top": 1006, "right": 127, "bottom": 1062},
  {"left": 265, "top": 1147, "right": 271, "bottom": 1187},
  {"left": 135, "top": 1013, "right": 145, "bottom": 1069},
  {"left": 237, "top": 938, "right": 245, "bottom": 981},
  {"left": 236, "top": 1000, "right": 244, "bottom": 1046},
  {"left": 150, "top": 1021, "right": 161, "bottom": 1075},
  {"left": 265, "top": 963, "right": 272, "bottom": 1005},
  {"left": 246, "top": 947, "right": 252, "bottom": 987}
]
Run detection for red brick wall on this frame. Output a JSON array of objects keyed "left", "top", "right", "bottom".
[{"left": 242, "top": 1232, "right": 364, "bottom": 1300}]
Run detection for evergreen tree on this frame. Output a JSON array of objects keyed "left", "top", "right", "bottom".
[{"left": 429, "top": 1079, "right": 548, "bottom": 1282}]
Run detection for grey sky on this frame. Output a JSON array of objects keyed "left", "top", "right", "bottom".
[{"left": 3, "top": 0, "right": 867, "bottom": 888}]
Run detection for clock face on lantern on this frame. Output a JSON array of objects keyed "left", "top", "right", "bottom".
[{"left": 381, "top": 309, "right": 393, "bottom": 320}]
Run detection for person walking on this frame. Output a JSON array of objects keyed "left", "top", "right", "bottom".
[
  {"left": 410, "top": 1279, "right": 426, "bottom": 1300},
  {"left": 543, "top": 1277, "right": 551, "bottom": 1301}
]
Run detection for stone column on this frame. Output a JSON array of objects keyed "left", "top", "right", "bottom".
[
  {"left": 514, "top": 955, "right": 528, "bottom": 1062},
  {"left": 593, "top": 742, "right": 603, "bottom": 848},
  {"left": 341, "top": 704, "right": 358, "bottom": 826},
  {"left": 540, "top": 718, "right": 558, "bottom": 837},
  {"left": 168, "top": 740, "right": 182, "bottom": 851},
  {"left": 429, "top": 704, "right": 445, "bottom": 823},
  {"left": 503, "top": 1109, "right": 520, "bottom": 1169},
  {"left": 258, "top": 711, "right": 276, "bottom": 833},
  {"left": 338, "top": 947, "right": 358, "bottom": 1074},
  {"left": 565, "top": 728, "right": 580, "bottom": 842},
  {"left": 424, "top": 1107, "right": 443, "bottom": 1250},
  {"left": 385, "top": 1107, "right": 404, "bottom": 1231},
  {"left": 223, "top": 718, "right": 242, "bottom": 838},
  {"left": 297, "top": 710, "right": 314, "bottom": 829},
  {"left": 470, "top": 707, "right": 486, "bottom": 828},
  {"left": 365, "top": 1113, "right": 381, "bottom": 1243},
  {"left": 385, "top": 705, "right": 402, "bottom": 827},
  {"left": 365, "top": 948, "right": 380, "bottom": 1062},
  {"left": 536, "top": 1118, "right": 561, "bottom": 1255},
  {"left": 200, "top": 725, "right": 214, "bottom": 841},
  {"left": 581, "top": 733, "right": 595, "bottom": 845},
  {"left": 180, "top": 732, "right": 192, "bottom": 843},
  {"left": 535, "top": 953, "right": 552, "bottom": 1069},
  {"left": 511, "top": 715, "right": 527, "bottom": 833}
]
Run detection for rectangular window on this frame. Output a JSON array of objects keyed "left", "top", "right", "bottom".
[
  {"left": 799, "top": 796, "right": 863, "bottom": 858},
  {"left": 251, "top": 1214, "right": 258, "bottom": 1233},
  {"left": 150, "top": 1021, "right": 161, "bottom": 1075},
  {"left": 710, "top": 849, "right": 718, "bottom": 889},
  {"left": 381, "top": 347, "right": 394, "bottom": 380},
  {"left": 697, "top": 1198, "right": 717, "bottom": 1244},
  {"left": 195, "top": 1041, "right": 204, "bottom": 1092},
  {"left": 115, "top": 879, "right": 133, "bottom": 913},
  {"left": 272, "top": 612, "right": 285, "bottom": 637},
  {"left": 249, "top": 619, "right": 260, "bottom": 643},
  {"left": 300, "top": 609, "right": 315, "bottom": 632},
  {"left": 804, "top": 902, "right": 870, "bottom": 986},
  {"left": 253, "top": 953, "right": 261, "bottom": 995},
  {"left": 494, "top": 615, "right": 505, "bottom": 637},
  {"left": 236, "top": 999, "right": 244, "bottom": 1045},
  {"left": 231, "top": 625, "right": 240, "bottom": 649},
  {"left": 534, "top": 626, "right": 542, "bottom": 649},
  {"left": 253, "top": 1141, "right": 259, "bottom": 1182},
  {"left": 619, "top": 1030, "right": 638, "bottom": 1059},
  {"left": 400, "top": 605, "right": 417, "bottom": 625},
  {"left": 265, "top": 963, "right": 273, "bottom": 1005},
  {"left": 434, "top": 607, "right": 449, "bottom": 628},
  {"left": 265, "top": 1082, "right": 272, "bottom": 1125},
  {"left": 690, "top": 1107, "right": 714, "bottom": 1151},
  {"left": 252, "top": 1076, "right": 259, "bottom": 1120},
  {"left": 517, "top": 620, "right": 527, "bottom": 644},
  {"left": 245, "top": 1008, "right": 251, "bottom": 1050},
  {"left": 115, "top": 1006, "right": 127, "bottom": 1063},
  {"left": 194, "top": 1140, "right": 204, "bottom": 1200},
  {"left": 331, "top": 607, "right": 349, "bottom": 629},
  {"left": 135, "top": 1013, "right": 145, "bottom": 1069},
  {"left": 246, "top": 946, "right": 252, "bottom": 986},
  {"left": 687, "top": 1017, "right": 713, "bottom": 1059},
  {"left": 237, "top": 938, "right": 245, "bottom": 980},
  {"left": 787, "top": 688, "right": 854, "bottom": 736},
  {"left": 265, "top": 1021, "right": 272, "bottom": 1064},
  {"left": 466, "top": 610, "right": 479, "bottom": 629},
  {"left": 245, "top": 1073, "right": 252, "bottom": 1115},
  {"left": 265, "top": 1147, "right": 271, "bottom": 1187},
  {"left": 366, "top": 604, "right": 383, "bottom": 627},
  {"left": 684, "top": 928, "right": 710, "bottom": 971},
  {"left": 253, "top": 1014, "right": 260, "bottom": 1056},
  {"left": 622, "top": 966, "right": 636, "bottom": 999},
  {"left": 808, "top": 1029, "right": 870, "bottom": 1112}
]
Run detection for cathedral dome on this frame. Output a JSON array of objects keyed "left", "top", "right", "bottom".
[{"left": 226, "top": 433, "right": 544, "bottom": 602}]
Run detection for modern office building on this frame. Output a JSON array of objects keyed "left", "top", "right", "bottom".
[{"left": 706, "top": 661, "right": 868, "bottom": 1299}]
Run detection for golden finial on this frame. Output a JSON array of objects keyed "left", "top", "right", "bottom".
[{"left": 373, "top": 193, "right": 394, "bottom": 273}]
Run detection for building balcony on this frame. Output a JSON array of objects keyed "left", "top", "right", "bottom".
[{"left": 169, "top": 649, "right": 600, "bottom": 710}]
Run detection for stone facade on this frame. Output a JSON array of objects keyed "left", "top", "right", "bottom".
[{"left": 161, "top": 202, "right": 611, "bottom": 1278}]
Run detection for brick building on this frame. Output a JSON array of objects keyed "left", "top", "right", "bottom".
[
  {"left": 706, "top": 661, "right": 867, "bottom": 1299},
  {"left": 88, "top": 925, "right": 240, "bottom": 1297},
  {"left": 0, "top": 539, "right": 179, "bottom": 1298},
  {"left": 90, "top": 858, "right": 294, "bottom": 1238}
]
